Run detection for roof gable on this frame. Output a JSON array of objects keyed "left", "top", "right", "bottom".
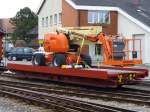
[
  {"left": 67, "top": 0, "right": 150, "bottom": 32},
  {"left": 37, "top": 0, "right": 46, "bottom": 15}
]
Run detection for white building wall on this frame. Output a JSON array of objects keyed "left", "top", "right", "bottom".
[
  {"left": 89, "top": 44, "right": 103, "bottom": 65},
  {"left": 118, "top": 13, "right": 150, "bottom": 64},
  {"left": 38, "top": 0, "right": 62, "bottom": 40}
]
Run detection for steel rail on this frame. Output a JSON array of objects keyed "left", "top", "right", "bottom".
[
  {"left": 0, "top": 85, "right": 135, "bottom": 112},
  {"left": 0, "top": 79, "right": 150, "bottom": 106}
]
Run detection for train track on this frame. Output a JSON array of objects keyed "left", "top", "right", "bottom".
[
  {"left": 129, "top": 79, "right": 150, "bottom": 87},
  {"left": 0, "top": 77, "right": 150, "bottom": 107},
  {"left": 0, "top": 67, "right": 7, "bottom": 73},
  {"left": 139, "top": 80, "right": 150, "bottom": 86},
  {"left": 0, "top": 80, "right": 135, "bottom": 112}
]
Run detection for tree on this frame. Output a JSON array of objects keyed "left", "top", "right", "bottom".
[{"left": 10, "top": 7, "right": 38, "bottom": 45}]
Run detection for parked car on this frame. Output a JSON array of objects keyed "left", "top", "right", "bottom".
[
  {"left": 4, "top": 47, "right": 14, "bottom": 58},
  {"left": 7, "top": 47, "right": 34, "bottom": 61}
]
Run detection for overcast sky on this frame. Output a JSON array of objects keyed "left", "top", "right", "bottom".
[{"left": 0, "top": 0, "right": 42, "bottom": 18}]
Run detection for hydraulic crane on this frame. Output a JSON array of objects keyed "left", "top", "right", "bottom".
[{"left": 32, "top": 27, "right": 142, "bottom": 67}]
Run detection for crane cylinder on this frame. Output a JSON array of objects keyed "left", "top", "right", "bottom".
[{"left": 44, "top": 32, "right": 69, "bottom": 52}]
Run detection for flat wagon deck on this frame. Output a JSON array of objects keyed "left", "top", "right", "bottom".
[{"left": 7, "top": 63, "right": 148, "bottom": 88}]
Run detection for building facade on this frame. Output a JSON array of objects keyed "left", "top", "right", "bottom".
[
  {"left": 37, "top": 0, "right": 150, "bottom": 64},
  {"left": 38, "top": 0, "right": 62, "bottom": 42}
]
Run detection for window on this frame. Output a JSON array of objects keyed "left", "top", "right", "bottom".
[
  {"left": 17, "top": 48, "right": 24, "bottom": 53},
  {"left": 46, "top": 17, "right": 48, "bottom": 27},
  {"left": 58, "top": 13, "right": 62, "bottom": 24},
  {"left": 42, "top": 18, "right": 44, "bottom": 27},
  {"left": 95, "top": 44, "right": 102, "bottom": 55},
  {"left": 11, "top": 48, "right": 17, "bottom": 53},
  {"left": 50, "top": 15, "right": 53, "bottom": 26},
  {"left": 54, "top": 14, "right": 57, "bottom": 25},
  {"left": 24, "top": 48, "right": 33, "bottom": 53},
  {"left": 88, "top": 11, "right": 110, "bottom": 24}
]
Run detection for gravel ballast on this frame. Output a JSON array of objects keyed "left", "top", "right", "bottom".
[{"left": 0, "top": 96, "right": 53, "bottom": 112}]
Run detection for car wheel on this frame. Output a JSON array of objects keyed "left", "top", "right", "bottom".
[
  {"left": 7, "top": 56, "right": 12, "bottom": 61},
  {"left": 12, "top": 56, "right": 17, "bottom": 61}
]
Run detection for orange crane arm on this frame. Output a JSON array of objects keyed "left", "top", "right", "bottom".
[
  {"left": 97, "top": 33, "right": 112, "bottom": 62},
  {"left": 57, "top": 28, "right": 113, "bottom": 64},
  {"left": 67, "top": 31, "right": 112, "bottom": 62}
]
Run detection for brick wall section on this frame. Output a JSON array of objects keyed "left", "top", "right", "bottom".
[
  {"left": 78, "top": 10, "right": 87, "bottom": 26},
  {"left": 62, "top": 1, "right": 89, "bottom": 54},
  {"left": 62, "top": 0, "right": 79, "bottom": 27},
  {"left": 79, "top": 11, "right": 118, "bottom": 35},
  {"left": 102, "top": 11, "right": 118, "bottom": 35}
]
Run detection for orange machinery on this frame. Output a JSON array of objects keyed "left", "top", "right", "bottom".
[
  {"left": 32, "top": 27, "right": 142, "bottom": 67},
  {"left": 96, "top": 33, "right": 142, "bottom": 66}
]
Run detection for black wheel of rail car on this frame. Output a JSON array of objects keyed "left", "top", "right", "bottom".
[
  {"left": 116, "top": 84, "right": 123, "bottom": 89},
  {"left": 32, "top": 53, "right": 46, "bottom": 66},
  {"left": 52, "top": 53, "right": 66, "bottom": 67},
  {"left": 80, "top": 54, "right": 92, "bottom": 67}
]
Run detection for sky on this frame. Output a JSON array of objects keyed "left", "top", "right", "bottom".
[{"left": 0, "top": 0, "right": 42, "bottom": 18}]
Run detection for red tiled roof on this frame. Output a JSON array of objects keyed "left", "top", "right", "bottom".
[{"left": 0, "top": 18, "right": 14, "bottom": 33}]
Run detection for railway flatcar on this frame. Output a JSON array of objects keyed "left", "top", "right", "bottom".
[
  {"left": 0, "top": 27, "right": 149, "bottom": 88},
  {"left": 7, "top": 63, "right": 148, "bottom": 88}
]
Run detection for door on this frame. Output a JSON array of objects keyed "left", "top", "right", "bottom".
[
  {"left": 89, "top": 44, "right": 103, "bottom": 65},
  {"left": 16, "top": 48, "right": 24, "bottom": 59},
  {"left": 23, "top": 48, "right": 33, "bottom": 60},
  {"left": 133, "top": 34, "right": 145, "bottom": 63}
]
